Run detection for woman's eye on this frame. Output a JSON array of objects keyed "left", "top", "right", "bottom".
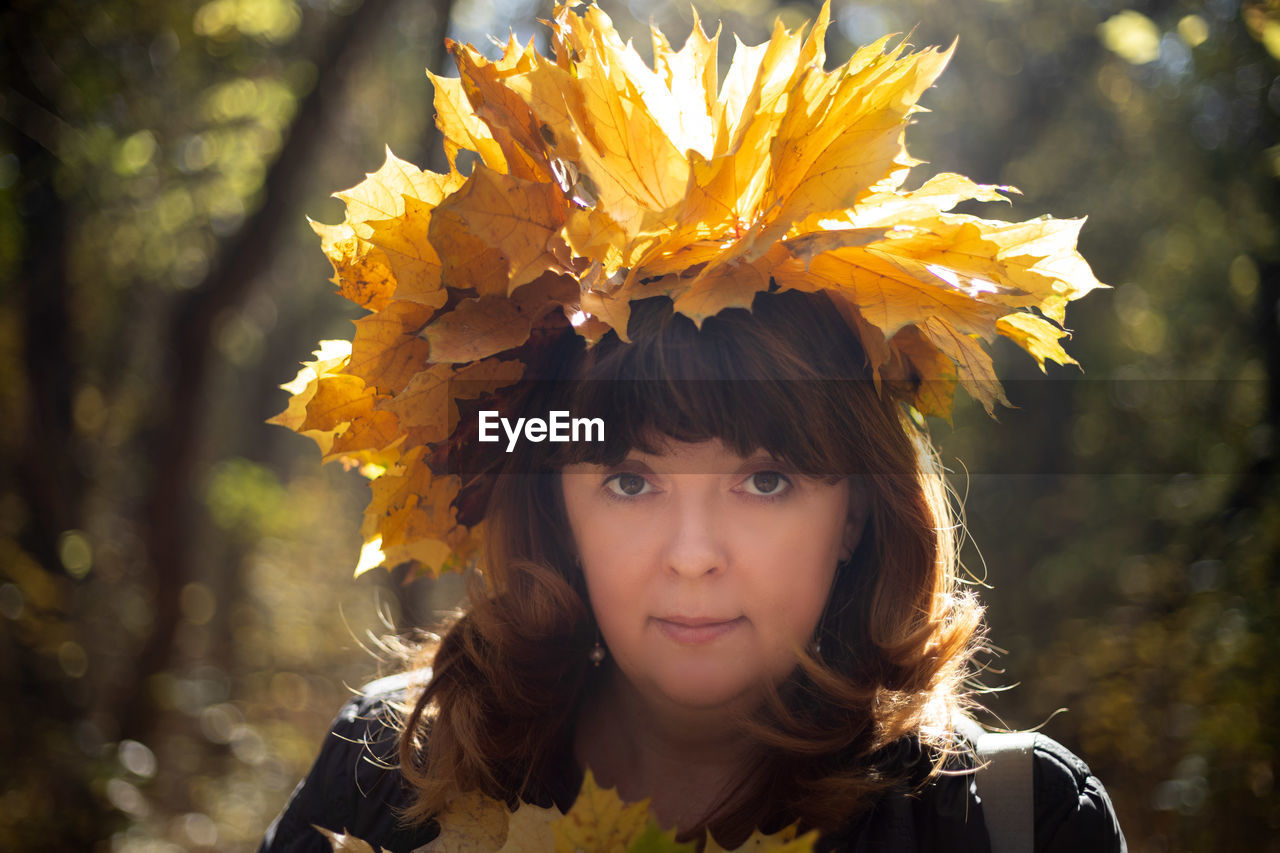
[
  {"left": 605, "top": 473, "right": 651, "bottom": 498},
  {"left": 742, "top": 471, "right": 790, "bottom": 497}
]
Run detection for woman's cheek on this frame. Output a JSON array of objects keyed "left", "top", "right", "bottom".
[
  {"left": 582, "top": 525, "right": 655, "bottom": 629},
  {"left": 749, "top": 520, "right": 838, "bottom": 643}
]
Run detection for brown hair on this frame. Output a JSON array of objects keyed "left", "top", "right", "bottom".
[{"left": 396, "top": 289, "right": 983, "bottom": 844}]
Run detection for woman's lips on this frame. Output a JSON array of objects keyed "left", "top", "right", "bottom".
[{"left": 653, "top": 616, "right": 744, "bottom": 645}]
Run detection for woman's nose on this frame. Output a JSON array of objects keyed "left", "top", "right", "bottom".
[{"left": 661, "top": 478, "right": 727, "bottom": 579}]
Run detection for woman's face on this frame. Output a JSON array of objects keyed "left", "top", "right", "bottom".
[{"left": 560, "top": 437, "right": 868, "bottom": 712}]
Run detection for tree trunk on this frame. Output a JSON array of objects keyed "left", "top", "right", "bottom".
[{"left": 121, "top": 0, "right": 407, "bottom": 739}]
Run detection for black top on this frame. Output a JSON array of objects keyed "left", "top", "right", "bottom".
[{"left": 258, "top": 674, "right": 1126, "bottom": 853}]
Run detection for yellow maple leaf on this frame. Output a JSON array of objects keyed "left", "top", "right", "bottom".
[
  {"left": 347, "top": 300, "right": 438, "bottom": 394},
  {"left": 422, "top": 273, "right": 579, "bottom": 364},
  {"left": 427, "top": 781, "right": 818, "bottom": 853},
  {"left": 428, "top": 71, "right": 509, "bottom": 174},
  {"left": 552, "top": 770, "right": 650, "bottom": 853},
  {"left": 671, "top": 246, "right": 784, "bottom": 329},
  {"left": 776, "top": 248, "right": 1005, "bottom": 342},
  {"left": 335, "top": 147, "right": 449, "bottom": 225},
  {"left": 375, "top": 363, "right": 455, "bottom": 447},
  {"left": 452, "top": 358, "right": 526, "bottom": 407},
  {"left": 916, "top": 316, "right": 1008, "bottom": 414},
  {"left": 995, "top": 311, "right": 1076, "bottom": 370},
  {"left": 578, "top": 288, "right": 634, "bottom": 343},
  {"left": 415, "top": 790, "right": 565, "bottom": 853},
  {"left": 328, "top": 779, "right": 821, "bottom": 853},
  {"left": 328, "top": 413, "right": 403, "bottom": 463},
  {"left": 888, "top": 325, "right": 961, "bottom": 422},
  {"left": 841, "top": 171, "right": 1012, "bottom": 225},
  {"left": 362, "top": 448, "right": 468, "bottom": 575},
  {"left": 421, "top": 298, "right": 534, "bottom": 365},
  {"left": 322, "top": 149, "right": 464, "bottom": 309},
  {"left": 269, "top": 340, "right": 351, "bottom": 431},
  {"left": 268, "top": 340, "right": 354, "bottom": 457},
  {"left": 428, "top": 165, "right": 569, "bottom": 293},
  {"left": 300, "top": 374, "right": 381, "bottom": 433},
  {"left": 705, "top": 824, "right": 820, "bottom": 853},
  {"left": 448, "top": 38, "right": 553, "bottom": 183},
  {"left": 311, "top": 219, "right": 398, "bottom": 311},
  {"left": 750, "top": 35, "right": 954, "bottom": 250},
  {"left": 650, "top": 8, "right": 719, "bottom": 147},
  {"left": 364, "top": 195, "right": 453, "bottom": 307},
  {"left": 374, "top": 535, "right": 460, "bottom": 578}
]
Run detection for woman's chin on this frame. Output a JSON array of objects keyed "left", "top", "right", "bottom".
[{"left": 649, "top": 665, "right": 757, "bottom": 711}]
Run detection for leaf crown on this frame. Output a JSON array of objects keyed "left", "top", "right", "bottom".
[{"left": 272, "top": 1, "right": 1104, "bottom": 577}]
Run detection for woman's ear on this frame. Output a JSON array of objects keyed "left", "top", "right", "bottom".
[{"left": 840, "top": 477, "right": 871, "bottom": 562}]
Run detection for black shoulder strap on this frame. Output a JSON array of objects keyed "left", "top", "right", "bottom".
[{"left": 958, "top": 717, "right": 1037, "bottom": 853}]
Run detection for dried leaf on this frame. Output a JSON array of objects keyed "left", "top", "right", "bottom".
[
  {"left": 452, "top": 358, "right": 526, "bottom": 399},
  {"left": 672, "top": 252, "right": 775, "bottom": 329},
  {"left": 916, "top": 316, "right": 1008, "bottom": 415},
  {"left": 315, "top": 826, "right": 385, "bottom": 853},
  {"left": 377, "top": 535, "right": 462, "bottom": 578},
  {"left": 301, "top": 374, "right": 380, "bottom": 432},
  {"left": 822, "top": 293, "right": 892, "bottom": 392},
  {"left": 348, "top": 301, "right": 438, "bottom": 394},
  {"left": 448, "top": 38, "right": 552, "bottom": 182},
  {"left": 364, "top": 449, "right": 469, "bottom": 575},
  {"left": 751, "top": 37, "right": 954, "bottom": 250},
  {"left": 420, "top": 790, "right": 510, "bottom": 852},
  {"left": 269, "top": 340, "right": 352, "bottom": 432},
  {"left": 429, "top": 165, "right": 568, "bottom": 292},
  {"left": 269, "top": 340, "right": 354, "bottom": 457},
  {"left": 889, "top": 325, "right": 960, "bottom": 421},
  {"left": 364, "top": 195, "right": 452, "bottom": 306},
  {"left": 327, "top": 410, "right": 403, "bottom": 461},
  {"left": 650, "top": 9, "right": 719, "bottom": 142},
  {"left": 493, "top": 801, "right": 561, "bottom": 853},
  {"left": 995, "top": 311, "right": 1076, "bottom": 370},
  {"left": 312, "top": 219, "right": 398, "bottom": 311},
  {"left": 335, "top": 148, "right": 446, "bottom": 224},
  {"left": 774, "top": 248, "right": 1005, "bottom": 342},
  {"left": 579, "top": 289, "right": 633, "bottom": 342},
  {"left": 422, "top": 298, "right": 533, "bottom": 364},
  {"left": 428, "top": 71, "right": 509, "bottom": 173},
  {"left": 377, "top": 364, "right": 455, "bottom": 447}
]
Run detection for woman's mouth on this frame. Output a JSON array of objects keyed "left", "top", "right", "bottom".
[{"left": 652, "top": 615, "right": 745, "bottom": 645}]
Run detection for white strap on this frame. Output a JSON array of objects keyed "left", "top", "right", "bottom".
[
  {"left": 973, "top": 729, "right": 1038, "bottom": 853},
  {"left": 358, "top": 667, "right": 432, "bottom": 699}
]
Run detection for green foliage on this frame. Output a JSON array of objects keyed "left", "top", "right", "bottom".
[
  {"left": 629, "top": 822, "right": 700, "bottom": 853},
  {"left": 205, "top": 457, "right": 290, "bottom": 539}
]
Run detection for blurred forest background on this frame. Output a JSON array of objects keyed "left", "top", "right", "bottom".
[{"left": 2, "top": 0, "right": 1277, "bottom": 850}]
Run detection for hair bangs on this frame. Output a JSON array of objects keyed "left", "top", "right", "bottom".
[{"left": 545, "top": 298, "right": 868, "bottom": 478}]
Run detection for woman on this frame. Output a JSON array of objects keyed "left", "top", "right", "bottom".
[{"left": 262, "top": 3, "right": 1124, "bottom": 850}]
